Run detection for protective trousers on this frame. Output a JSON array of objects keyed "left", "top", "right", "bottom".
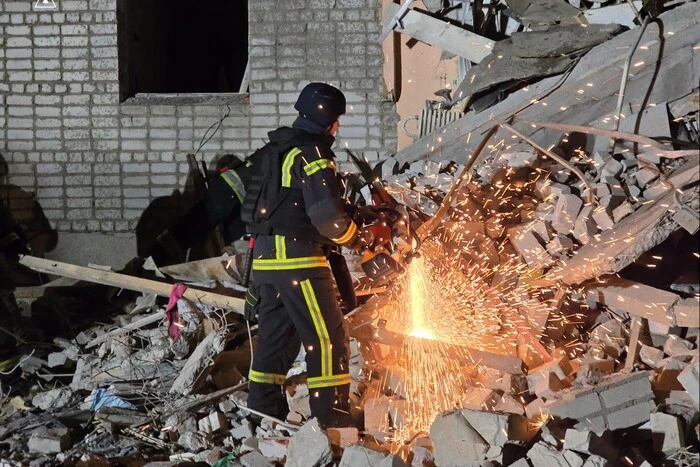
[{"left": 247, "top": 276, "right": 351, "bottom": 427}]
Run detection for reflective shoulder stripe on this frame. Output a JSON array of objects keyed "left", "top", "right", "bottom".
[
  {"left": 281, "top": 148, "right": 303, "bottom": 188},
  {"left": 331, "top": 221, "right": 357, "bottom": 245},
  {"left": 303, "top": 159, "right": 336, "bottom": 177},
  {"left": 220, "top": 170, "right": 246, "bottom": 203},
  {"left": 253, "top": 256, "right": 329, "bottom": 271}
]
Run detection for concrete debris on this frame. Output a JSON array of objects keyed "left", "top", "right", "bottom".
[
  {"left": 339, "top": 445, "right": 408, "bottom": 467},
  {"left": 28, "top": 427, "right": 71, "bottom": 455},
  {"left": 31, "top": 387, "right": 73, "bottom": 411},
  {"left": 677, "top": 358, "right": 700, "bottom": 409},
  {"left": 430, "top": 410, "right": 489, "bottom": 466},
  {"left": 650, "top": 412, "right": 685, "bottom": 453},
  {"left": 285, "top": 418, "right": 333, "bottom": 467}
]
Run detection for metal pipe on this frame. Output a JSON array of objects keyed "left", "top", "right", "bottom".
[
  {"left": 500, "top": 123, "right": 596, "bottom": 204},
  {"left": 607, "top": 15, "right": 651, "bottom": 155}
]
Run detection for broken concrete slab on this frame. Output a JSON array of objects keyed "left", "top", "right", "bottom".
[
  {"left": 673, "top": 297, "right": 700, "bottom": 328},
  {"left": 650, "top": 412, "right": 685, "bottom": 453},
  {"left": 169, "top": 331, "right": 226, "bottom": 396},
  {"left": 639, "top": 345, "right": 665, "bottom": 370},
  {"left": 327, "top": 427, "right": 359, "bottom": 448},
  {"left": 573, "top": 206, "right": 598, "bottom": 245},
  {"left": 461, "top": 387, "right": 499, "bottom": 411},
  {"left": 364, "top": 397, "right": 390, "bottom": 433},
  {"left": 239, "top": 450, "right": 274, "bottom": 467},
  {"left": 285, "top": 418, "right": 332, "bottom": 467},
  {"left": 584, "top": 1, "right": 642, "bottom": 28},
  {"left": 508, "top": 226, "right": 556, "bottom": 269},
  {"left": 677, "top": 358, "right": 699, "bottom": 409},
  {"left": 462, "top": 410, "right": 529, "bottom": 447},
  {"left": 587, "top": 278, "right": 681, "bottom": 327},
  {"left": 197, "top": 411, "right": 228, "bottom": 434},
  {"left": 430, "top": 410, "right": 489, "bottom": 467},
  {"left": 663, "top": 335, "right": 694, "bottom": 357},
  {"left": 492, "top": 24, "right": 621, "bottom": 59},
  {"left": 383, "top": 2, "right": 494, "bottom": 64},
  {"left": 28, "top": 427, "right": 71, "bottom": 455},
  {"left": 339, "top": 445, "right": 407, "bottom": 467},
  {"left": 527, "top": 441, "right": 571, "bottom": 467},
  {"left": 32, "top": 387, "right": 73, "bottom": 411}
]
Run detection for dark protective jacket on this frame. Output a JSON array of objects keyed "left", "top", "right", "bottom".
[
  {"left": 245, "top": 117, "right": 358, "bottom": 283},
  {"left": 146, "top": 162, "right": 249, "bottom": 265}
]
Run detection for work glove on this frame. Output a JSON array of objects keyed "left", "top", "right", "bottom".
[
  {"left": 244, "top": 286, "right": 260, "bottom": 323},
  {"left": 346, "top": 226, "right": 374, "bottom": 252}
]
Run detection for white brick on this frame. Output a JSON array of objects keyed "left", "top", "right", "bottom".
[{"left": 61, "top": 24, "right": 88, "bottom": 35}]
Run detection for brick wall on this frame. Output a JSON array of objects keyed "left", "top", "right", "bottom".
[{"left": 0, "top": 0, "right": 398, "bottom": 233}]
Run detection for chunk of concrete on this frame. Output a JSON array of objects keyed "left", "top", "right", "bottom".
[
  {"left": 286, "top": 418, "right": 332, "bottom": 467},
  {"left": 508, "top": 227, "right": 556, "bottom": 269},
  {"left": 28, "top": 427, "right": 71, "bottom": 454},
  {"left": 639, "top": 345, "right": 665, "bottom": 370},
  {"left": 563, "top": 429, "right": 593, "bottom": 454},
  {"left": 364, "top": 397, "right": 390, "bottom": 433},
  {"left": 612, "top": 201, "right": 634, "bottom": 223},
  {"left": 411, "top": 445, "right": 434, "bottom": 467},
  {"left": 527, "top": 441, "right": 570, "bottom": 467},
  {"left": 327, "top": 427, "right": 359, "bottom": 448},
  {"left": 573, "top": 205, "right": 597, "bottom": 245},
  {"left": 178, "top": 432, "right": 209, "bottom": 452},
  {"left": 430, "top": 410, "right": 488, "bottom": 467},
  {"left": 32, "top": 387, "right": 73, "bottom": 411},
  {"left": 240, "top": 450, "right": 274, "bottom": 467},
  {"left": 551, "top": 194, "right": 583, "bottom": 234},
  {"left": 635, "top": 167, "right": 660, "bottom": 188},
  {"left": 546, "top": 235, "right": 574, "bottom": 257},
  {"left": 583, "top": 455, "right": 610, "bottom": 467},
  {"left": 677, "top": 358, "right": 699, "bottom": 409},
  {"left": 339, "top": 445, "right": 407, "bottom": 467},
  {"left": 563, "top": 450, "right": 585, "bottom": 467},
  {"left": 650, "top": 412, "right": 685, "bottom": 453},
  {"left": 198, "top": 411, "right": 228, "bottom": 434},
  {"left": 673, "top": 297, "right": 700, "bottom": 328},
  {"left": 663, "top": 335, "right": 694, "bottom": 357},
  {"left": 169, "top": 331, "right": 226, "bottom": 396},
  {"left": 258, "top": 439, "right": 288, "bottom": 461},
  {"left": 535, "top": 179, "right": 571, "bottom": 199},
  {"left": 588, "top": 279, "right": 680, "bottom": 327},
  {"left": 592, "top": 206, "right": 615, "bottom": 231},
  {"left": 494, "top": 393, "right": 526, "bottom": 415},
  {"left": 461, "top": 387, "right": 498, "bottom": 411}
]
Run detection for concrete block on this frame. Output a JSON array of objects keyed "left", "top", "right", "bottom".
[
  {"left": 563, "top": 450, "right": 585, "bottom": 467},
  {"left": 286, "top": 418, "right": 332, "bottom": 467},
  {"left": 583, "top": 456, "right": 610, "bottom": 467},
  {"left": 197, "top": 412, "right": 228, "bottom": 434},
  {"left": 551, "top": 194, "right": 583, "bottom": 234},
  {"left": 364, "top": 397, "right": 390, "bottom": 433},
  {"left": 32, "top": 387, "right": 73, "bottom": 411},
  {"left": 635, "top": 167, "right": 660, "bottom": 188},
  {"left": 527, "top": 441, "right": 570, "bottom": 467},
  {"left": 546, "top": 235, "right": 574, "bottom": 257},
  {"left": 461, "top": 387, "right": 498, "bottom": 411},
  {"left": 612, "top": 201, "right": 634, "bottom": 223},
  {"left": 598, "top": 372, "right": 653, "bottom": 409},
  {"left": 650, "top": 412, "right": 685, "bottom": 453},
  {"left": 339, "top": 445, "right": 407, "bottom": 467},
  {"left": 673, "top": 298, "right": 700, "bottom": 328},
  {"left": 605, "top": 400, "right": 655, "bottom": 430},
  {"left": 327, "top": 427, "right": 358, "bottom": 447},
  {"left": 28, "top": 427, "right": 71, "bottom": 454},
  {"left": 258, "top": 439, "right": 288, "bottom": 461},
  {"left": 545, "top": 389, "right": 603, "bottom": 421},
  {"left": 663, "top": 335, "right": 694, "bottom": 357},
  {"left": 535, "top": 179, "right": 571, "bottom": 199},
  {"left": 430, "top": 411, "right": 488, "bottom": 467},
  {"left": 563, "top": 429, "right": 593, "bottom": 454},
  {"left": 508, "top": 226, "right": 556, "bottom": 269},
  {"left": 494, "top": 393, "right": 526, "bottom": 415},
  {"left": 573, "top": 205, "right": 597, "bottom": 245},
  {"left": 639, "top": 345, "right": 665, "bottom": 370},
  {"left": 525, "top": 397, "right": 547, "bottom": 420},
  {"left": 240, "top": 450, "right": 274, "bottom": 467},
  {"left": 677, "top": 359, "right": 699, "bottom": 409},
  {"left": 592, "top": 207, "right": 615, "bottom": 231}
]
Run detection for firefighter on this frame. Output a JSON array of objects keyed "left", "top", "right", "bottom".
[
  {"left": 242, "top": 82, "right": 367, "bottom": 427},
  {"left": 144, "top": 157, "right": 250, "bottom": 266},
  {"left": 0, "top": 195, "right": 29, "bottom": 358}
]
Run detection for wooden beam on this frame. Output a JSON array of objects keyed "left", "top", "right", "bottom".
[
  {"left": 19, "top": 256, "right": 245, "bottom": 314},
  {"left": 383, "top": 3, "right": 495, "bottom": 63},
  {"left": 624, "top": 317, "right": 646, "bottom": 372}
]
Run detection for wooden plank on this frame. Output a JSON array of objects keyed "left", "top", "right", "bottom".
[
  {"left": 624, "top": 317, "right": 645, "bottom": 371},
  {"left": 19, "top": 256, "right": 245, "bottom": 314},
  {"left": 384, "top": 3, "right": 494, "bottom": 63}
]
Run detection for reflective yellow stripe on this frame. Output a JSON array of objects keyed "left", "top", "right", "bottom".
[
  {"left": 304, "top": 159, "right": 336, "bottom": 177},
  {"left": 301, "top": 279, "right": 333, "bottom": 378},
  {"left": 275, "top": 235, "right": 287, "bottom": 260},
  {"left": 220, "top": 170, "right": 246, "bottom": 203},
  {"left": 332, "top": 221, "right": 357, "bottom": 244},
  {"left": 281, "top": 148, "right": 303, "bottom": 188},
  {"left": 253, "top": 256, "right": 328, "bottom": 271},
  {"left": 307, "top": 374, "right": 351, "bottom": 389},
  {"left": 249, "top": 370, "right": 286, "bottom": 385}
]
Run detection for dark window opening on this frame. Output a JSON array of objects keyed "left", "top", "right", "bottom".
[{"left": 117, "top": 0, "right": 248, "bottom": 102}]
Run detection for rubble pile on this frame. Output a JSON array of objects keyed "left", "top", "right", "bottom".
[{"left": 1, "top": 1, "right": 698, "bottom": 466}]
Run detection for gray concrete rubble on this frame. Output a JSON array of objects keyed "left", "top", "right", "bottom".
[{"left": 3, "top": 0, "right": 699, "bottom": 465}]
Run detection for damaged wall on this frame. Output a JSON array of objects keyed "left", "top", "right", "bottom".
[{"left": 0, "top": 0, "right": 399, "bottom": 239}]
